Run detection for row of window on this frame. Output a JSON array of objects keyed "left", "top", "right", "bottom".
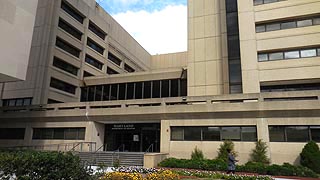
[
  {"left": 0, "top": 128, "right": 25, "bottom": 140},
  {"left": 85, "top": 55, "right": 103, "bottom": 70},
  {"left": 81, "top": 79, "right": 188, "bottom": 102},
  {"left": 258, "top": 47, "right": 320, "bottom": 62},
  {"left": 269, "top": 126, "right": 320, "bottom": 142},
  {"left": 33, "top": 128, "right": 85, "bottom": 140},
  {"left": 171, "top": 126, "right": 257, "bottom": 142},
  {"left": 50, "top": 77, "right": 76, "bottom": 94},
  {"left": 61, "top": 1, "right": 106, "bottom": 40},
  {"left": 256, "top": 16, "right": 320, "bottom": 33},
  {"left": 261, "top": 83, "right": 320, "bottom": 92},
  {"left": 2, "top": 98, "right": 33, "bottom": 107},
  {"left": 254, "top": 0, "right": 285, "bottom": 6}
]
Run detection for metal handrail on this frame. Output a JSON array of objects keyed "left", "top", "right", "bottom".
[{"left": 145, "top": 143, "right": 154, "bottom": 153}]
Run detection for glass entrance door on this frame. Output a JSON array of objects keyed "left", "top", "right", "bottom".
[{"left": 105, "top": 123, "right": 160, "bottom": 152}]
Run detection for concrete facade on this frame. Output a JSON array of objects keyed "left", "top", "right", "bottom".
[
  {"left": 0, "top": 0, "right": 320, "bottom": 166},
  {"left": 0, "top": 0, "right": 38, "bottom": 82}
]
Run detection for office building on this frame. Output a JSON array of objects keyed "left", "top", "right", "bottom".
[{"left": 0, "top": 0, "right": 320, "bottom": 166}]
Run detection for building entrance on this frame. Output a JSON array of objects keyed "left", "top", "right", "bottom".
[{"left": 105, "top": 123, "right": 160, "bottom": 152}]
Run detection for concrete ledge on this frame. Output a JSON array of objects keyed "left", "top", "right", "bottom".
[{"left": 144, "top": 153, "right": 168, "bottom": 168}]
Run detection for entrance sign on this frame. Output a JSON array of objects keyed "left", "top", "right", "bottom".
[{"left": 112, "top": 124, "right": 135, "bottom": 130}]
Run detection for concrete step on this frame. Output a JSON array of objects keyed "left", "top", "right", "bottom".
[{"left": 77, "top": 151, "right": 145, "bottom": 167}]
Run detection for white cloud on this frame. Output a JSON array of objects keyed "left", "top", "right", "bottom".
[{"left": 112, "top": 5, "right": 187, "bottom": 55}]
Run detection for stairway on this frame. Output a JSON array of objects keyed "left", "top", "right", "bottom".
[{"left": 77, "top": 151, "right": 145, "bottom": 167}]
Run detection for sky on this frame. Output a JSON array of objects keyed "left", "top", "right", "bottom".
[{"left": 96, "top": 0, "right": 187, "bottom": 55}]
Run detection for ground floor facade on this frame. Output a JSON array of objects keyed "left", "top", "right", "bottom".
[{"left": 0, "top": 91, "right": 320, "bottom": 165}]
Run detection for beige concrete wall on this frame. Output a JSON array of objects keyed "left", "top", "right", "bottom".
[
  {"left": 161, "top": 117, "right": 320, "bottom": 165},
  {"left": 187, "top": 0, "right": 226, "bottom": 96},
  {"left": 151, "top": 52, "right": 187, "bottom": 70},
  {"left": 1, "top": 0, "right": 152, "bottom": 104},
  {"left": 0, "top": 0, "right": 38, "bottom": 82},
  {"left": 238, "top": 0, "right": 320, "bottom": 93},
  {"left": 0, "top": 121, "right": 102, "bottom": 151}
]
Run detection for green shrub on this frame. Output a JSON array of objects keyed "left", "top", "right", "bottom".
[
  {"left": 159, "top": 158, "right": 319, "bottom": 178},
  {"left": 0, "top": 150, "right": 92, "bottom": 180},
  {"left": 191, "top": 146, "right": 204, "bottom": 161},
  {"left": 250, "top": 139, "right": 270, "bottom": 164},
  {"left": 300, "top": 141, "right": 320, "bottom": 173},
  {"left": 217, "top": 140, "right": 237, "bottom": 162}
]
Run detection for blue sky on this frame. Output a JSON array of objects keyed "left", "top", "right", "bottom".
[
  {"left": 96, "top": 0, "right": 187, "bottom": 15},
  {"left": 95, "top": 0, "right": 187, "bottom": 55}
]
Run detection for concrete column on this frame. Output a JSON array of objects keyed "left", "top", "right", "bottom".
[
  {"left": 256, "top": 118, "right": 271, "bottom": 160},
  {"left": 160, "top": 120, "right": 170, "bottom": 153}
]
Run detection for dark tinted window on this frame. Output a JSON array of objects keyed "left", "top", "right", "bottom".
[
  {"left": 85, "top": 55, "right": 103, "bottom": 70},
  {"left": 87, "top": 38, "right": 104, "bottom": 55},
  {"left": 83, "top": 71, "right": 94, "bottom": 77},
  {"left": 106, "top": 67, "right": 119, "bottom": 75},
  {"left": 108, "top": 52, "right": 122, "bottom": 66},
  {"left": 50, "top": 77, "right": 76, "bottom": 94},
  {"left": 0, "top": 128, "right": 25, "bottom": 139},
  {"left": 56, "top": 37, "right": 80, "bottom": 58},
  {"left": 58, "top": 18, "right": 82, "bottom": 40},
  {"left": 184, "top": 127, "right": 202, "bottom": 141},
  {"left": 124, "top": 64, "right": 135, "bottom": 73},
  {"left": 33, "top": 128, "right": 85, "bottom": 140},
  {"left": 53, "top": 57, "right": 78, "bottom": 76},
  {"left": 203, "top": 127, "right": 220, "bottom": 141},
  {"left": 286, "top": 126, "right": 309, "bottom": 142},
  {"left": 2, "top": 98, "right": 32, "bottom": 107},
  {"left": 61, "top": 1, "right": 84, "bottom": 23},
  {"left": 89, "top": 21, "right": 106, "bottom": 40}
]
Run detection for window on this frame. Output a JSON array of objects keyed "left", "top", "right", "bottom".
[
  {"left": 56, "top": 37, "right": 80, "bottom": 58},
  {"left": 85, "top": 55, "right": 103, "bottom": 70},
  {"left": 269, "top": 126, "right": 285, "bottom": 142},
  {"left": 47, "top": 99, "right": 63, "bottom": 104},
  {"left": 0, "top": 128, "right": 25, "bottom": 139},
  {"left": 256, "top": 25, "right": 266, "bottom": 33},
  {"left": 269, "top": 126, "right": 320, "bottom": 142},
  {"left": 284, "top": 51, "right": 300, "bottom": 59},
  {"left": 171, "top": 127, "right": 183, "bottom": 141},
  {"left": 61, "top": 1, "right": 84, "bottom": 24},
  {"left": 261, "top": 83, "right": 320, "bottom": 92},
  {"left": 266, "top": 23, "right": 280, "bottom": 31},
  {"left": 310, "top": 126, "right": 320, "bottom": 142},
  {"left": 135, "top": 82, "right": 143, "bottom": 99},
  {"left": 241, "top": 127, "right": 257, "bottom": 141},
  {"left": 95, "top": 86, "right": 102, "bottom": 101},
  {"left": 152, "top": 80, "right": 160, "bottom": 98},
  {"left": 258, "top": 54, "right": 268, "bottom": 62},
  {"left": 254, "top": 0, "right": 284, "bottom": 6},
  {"left": 108, "top": 52, "right": 122, "bottom": 66},
  {"left": 33, "top": 128, "right": 85, "bottom": 140},
  {"left": 124, "top": 64, "right": 135, "bottom": 73},
  {"left": 314, "top": 17, "right": 320, "bottom": 25},
  {"left": 203, "top": 127, "right": 220, "bottom": 141},
  {"left": 256, "top": 15, "right": 320, "bottom": 33},
  {"left": 171, "top": 126, "right": 257, "bottom": 141},
  {"left": 221, "top": 127, "right": 241, "bottom": 141},
  {"left": 89, "top": 21, "right": 106, "bottom": 40},
  {"left": 286, "top": 126, "right": 309, "bottom": 142},
  {"left": 2, "top": 98, "right": 32, "bottom": 107},
  {"left": 127, "top": 83, "right": 134, "bottom": 100},
  {"left": 184, "top": 127, "right": 202, "bottom": 141},
  {"left": 144, "top": 81, "right": 152, "bottom": 99},
  {"left": 50, "top": 77, "right": 76, "bottom": 94},
  {"left": 269, "top": 52, "right": 283, "bottom": 60},
  {"left": 161, "top": 80, "right": 170, "bottom": 98},
  {"left": 106, "top": 67, "right": 119, "bottom": 75},
  {"left": 87, "top": 38, "right": 104, "bottom": 55},
  {"left": 83, "top": 71, "right": 94, "bottom": 78},
  {"left": 281, "top": 21, "right": 296, "bottom": 29},
  {"left": 58, "top": 18, "right": 82, "bottom": 40},
  {"left": 53, "top": 57, "right": 78, "bottom": 76},
  {"left": 258, "top": 47, "right": 320, "bottom": 62},
  {"left": 297, "top": 19, "right": 312, "bottom": 27},
  {"left": 300, "top": 49, "right": 316, "bottom": 58}
]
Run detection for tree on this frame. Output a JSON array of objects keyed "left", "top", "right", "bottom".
[
  {"left": 249, "top": 139, "right": 270, "bottom": 164},
  {"left": 300, "top": 141, "right": 320, "bottom": 173},
  {"left": 191, "top": 146, "right": 204, "bottom": 160},
  {"left": 217, "top": 140, "right": 237, "bottom": 162}
]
